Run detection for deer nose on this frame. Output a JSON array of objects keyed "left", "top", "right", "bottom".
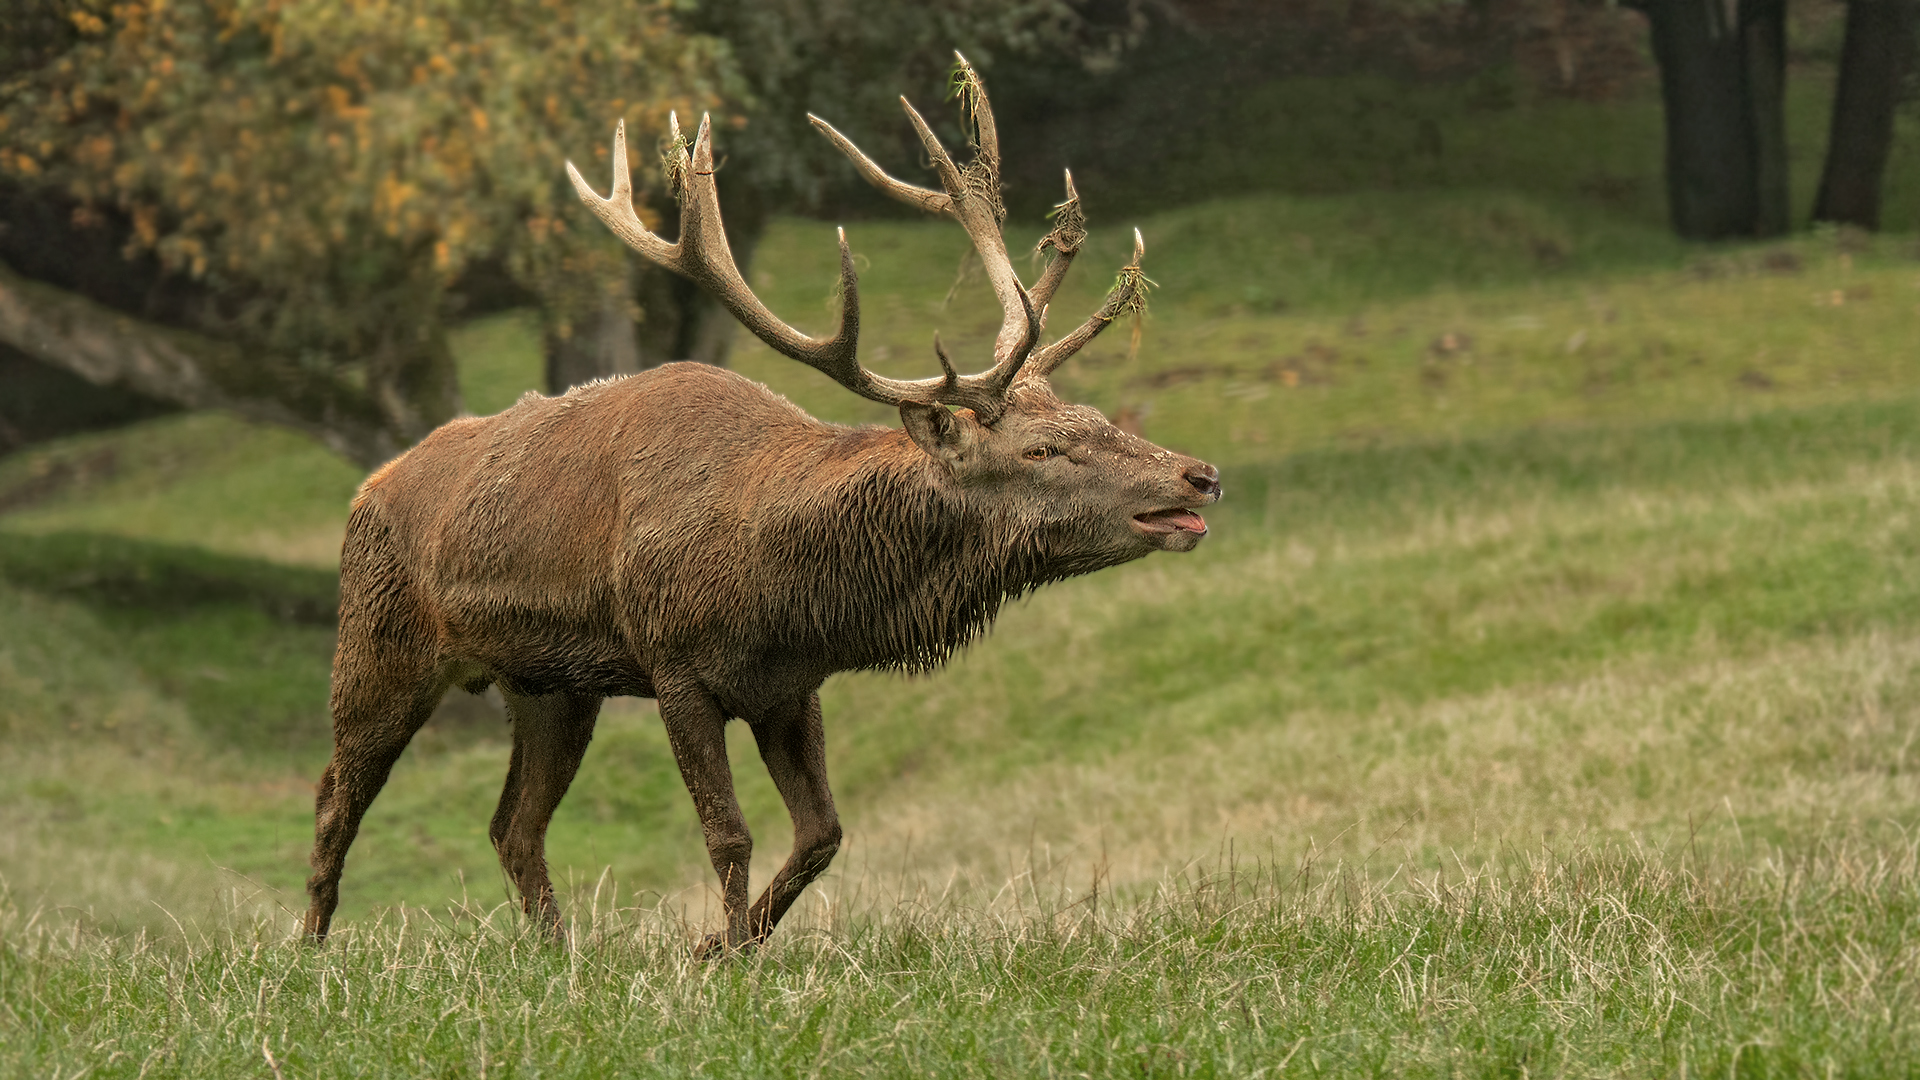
[{"left": 1184, "top": 463, "right": 1221, "bottom": 500}]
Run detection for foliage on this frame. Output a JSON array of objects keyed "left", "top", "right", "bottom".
[
  {"left": 0, "top": 0, "right": 727, "bottom": 392},
  {"left": 678, "top": 0, "right": 1125, "bottom": 218}
]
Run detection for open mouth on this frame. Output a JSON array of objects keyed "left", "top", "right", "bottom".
[{"left": 1132, "top": 508, "right": 1208, "bottom": 536}]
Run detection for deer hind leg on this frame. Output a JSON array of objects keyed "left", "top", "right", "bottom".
[
  {"left": 303, "top": 658, "right": 443, "bottom": 942},
  {"left": 657, "top": 676, "right": 753, "bottom": 957},
  {"left": 745, "top": 691, "right": 841, "bottom": 945},
  {"left": 490, "top": 689, "right": 602, "bottom": 940}
]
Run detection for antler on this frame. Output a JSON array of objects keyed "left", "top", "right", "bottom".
[
  {"left": 568, "top": 55, "right": 1147, "bottom": 422},
  {"left": 1022, "top": 227, "right": 1151, "bottom": 381},
  {"left": 1029, "top": 170, "right": 1086, "bottom": 314},
  {"left": 811, "top": 53, "right": 1148, "bottom": 394},
  {"left": 566, "top": 113, "right": 1030, "bottom": 420},
  {"left": 805, "top": 54, "right": 1041, "bottom": 421}
]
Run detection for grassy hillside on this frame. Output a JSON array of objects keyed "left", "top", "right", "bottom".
[
  {"left": 2, "top": 193, "right": 1916, "bottom": 916},
  {"left": 3, "top": 174, "right": 1920, "bottom": 1072}
]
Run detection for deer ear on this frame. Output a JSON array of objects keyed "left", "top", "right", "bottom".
[{"left": 900, "top": 401, "right": 980, "bottom": 466}]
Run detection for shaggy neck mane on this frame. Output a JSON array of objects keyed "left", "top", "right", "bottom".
[{"left": 758, "top": 428, "right": 1072, "bottom": 674}]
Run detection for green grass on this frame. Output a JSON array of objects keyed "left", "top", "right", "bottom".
[
  {"left": 5, "top": 842, "right": 1917, "bottom": 1078},
  {"left": 4, "top": 138, "right": 1920, "bottom": 1072},
  {"left": 730, "top": 202, "right": 1920, "bottom": 460}
]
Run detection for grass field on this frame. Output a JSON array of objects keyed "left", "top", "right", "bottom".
[{"left": 5, "top": 83, "right": 1920, "bottom": 1074}]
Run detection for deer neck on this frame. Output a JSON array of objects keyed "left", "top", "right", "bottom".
[{"left": 768, "top": 425, "right": 1053, "bottom": 674}]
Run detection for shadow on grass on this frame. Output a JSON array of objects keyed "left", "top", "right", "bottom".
[
  {"left": 0, "top": 530, "right": 339, "bottom": 625},
  {"left": 0, "top": 529, "right": 511, "bottom": 757},
  {"left": 0, "top": 531, "right": 342, "bottom": 756}
]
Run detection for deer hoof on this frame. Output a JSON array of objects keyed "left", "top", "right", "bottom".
[{"left": 693, "top": 932, "right": 758, "bottom": 962}]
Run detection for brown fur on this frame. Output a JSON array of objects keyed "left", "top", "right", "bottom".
[{"left": 303, "top": 363, "right": 1218, "bottom": 950}]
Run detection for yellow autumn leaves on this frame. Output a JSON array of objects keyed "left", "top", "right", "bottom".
[{"left": 2, "top": 0, "right": 730, "bottom": 355}]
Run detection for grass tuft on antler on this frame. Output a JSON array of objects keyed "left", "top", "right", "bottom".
[
  {"left": 1108, "top": 234, "right": 1156, "bottom": 361},
  {"left": 658, "top": 119, "right": 691, "bottom": 202},
  {"left": 948, "top": 56, "right": 1006, "bottom": 226},
  {"left": 1038, "top": 189, "right": 1088, "bottom": 258}
]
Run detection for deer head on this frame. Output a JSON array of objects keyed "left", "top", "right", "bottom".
[{"left": 566, "top": 54, "right": 1218, "bottom": 558}]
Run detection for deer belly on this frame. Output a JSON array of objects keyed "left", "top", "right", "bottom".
[{"left": 436, "top": 586, "right": 649, "bottom": 696}]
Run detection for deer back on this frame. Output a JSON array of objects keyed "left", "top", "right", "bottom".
[{"left": 346, "top": 363, "right": 1037, "bottom": 701}]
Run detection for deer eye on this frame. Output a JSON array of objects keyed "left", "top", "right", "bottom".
[{"left": 1023, "top": 446, "right": 1059, "bottom": 462}]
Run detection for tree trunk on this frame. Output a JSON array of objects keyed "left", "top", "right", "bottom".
[
  {"left": 1814, "top": 0, "right": 1918, "bottom": 229},
  {"left": 1744, "top": 0, "right": 1790, "bottom": 237},
  {"left": 363, "top": 318, "right": 466, "bottom": 457},
  {"left": 0, "top": 343, "right": 175, "bottom": 454},
  {"left": 544, "top": 186, "right": 767, "bottom": 394},
  {"left": 0, "top": 260, "right": 454, "bottom": 469},
  {"left": 544, "top": 258, "right": 642, "bottom": 394},
  {"left": 1633, "top": 0, "right": 1790, "bottom": 239},
  {"left": 628, "top": 249, "right": 754, "bottom": 370}
]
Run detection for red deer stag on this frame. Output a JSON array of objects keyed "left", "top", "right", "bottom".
[{"left": 303, "top": 57, "right": 1219, "bottom": 951}]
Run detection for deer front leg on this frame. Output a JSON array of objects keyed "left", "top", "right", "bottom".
[
  {"left": 657, "top": 676, "right": 753, "bottom": 957},
  {"left": 746, "top": 692, "right": 841, "bottom": 944}
]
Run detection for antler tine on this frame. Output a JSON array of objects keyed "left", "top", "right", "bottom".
[
  {"left": 898, "top": 83, "right": 1030, "bottom": 367},
  {"left": 952, "top": 50, "right": 1000, "bottom": 184},
  {"left": 675, "top": 114, "right": 729, "bottom": 268},
  {"left": 569, "top": 113, "right": 861, "bottom": 382},
  {"left": 1022, "top": 228, "right": 1150, "bottom": 382},
  {"left": 898, "top": 96, "right": 968, "bottom": 197},
  {"left": 1029, "top": 169, "right": 1084, "bottom": 311},
  {"left": 808, "top": 114, "right": 952, "bottom": 217},
  {"left": 565, "top": 120, "right": 675, "bottom": 266}
]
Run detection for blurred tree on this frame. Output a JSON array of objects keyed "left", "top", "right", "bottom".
[
  {"left": 1812, "top": 0, "right": 1917, "bottom": 229},
  {"left": 0, "top": 344, "right": 175, "bottom": 456},
  {"left": 0, "top": 0, "right": 726, "bottom": 466},
  {"left": 1623, "top": 0, "right": 1790, "bottom": 239}
]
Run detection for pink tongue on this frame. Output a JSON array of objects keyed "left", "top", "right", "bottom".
[{"left": 1165, "top": 510, "right": 1206, "bottom": 533}]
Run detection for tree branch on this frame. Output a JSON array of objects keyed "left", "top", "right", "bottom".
[{"left": 0, "top": 259, "right": 402, "bottom": 469}]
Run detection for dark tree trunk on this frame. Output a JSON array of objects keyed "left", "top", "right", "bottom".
[
  {"left": 1631, "top": 0, "right": 1790, "bottom": 239},
  {"left": 0, "top": 260, "right": 453, "bottom": 469},
  {"left": 1745, "top": 0, "right": 1790, "bottom": 236},
  {"left": 1814, "top": 0, "right": 1918, "bottom": 229},
  {"left": 628, "top": 249, "right": 755, "bottom": 371},
  {"left": 0, "top": 343, "right": 176, "bottom": 454},
  {"left": 363, "top": 319, "right": 465, "bottom": 454},
  {"left": 544, "top": 182, "right": 767, "bottom": 394},
  {"left": 544, "top": 259, "right": 642, "bottom": 394}
]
